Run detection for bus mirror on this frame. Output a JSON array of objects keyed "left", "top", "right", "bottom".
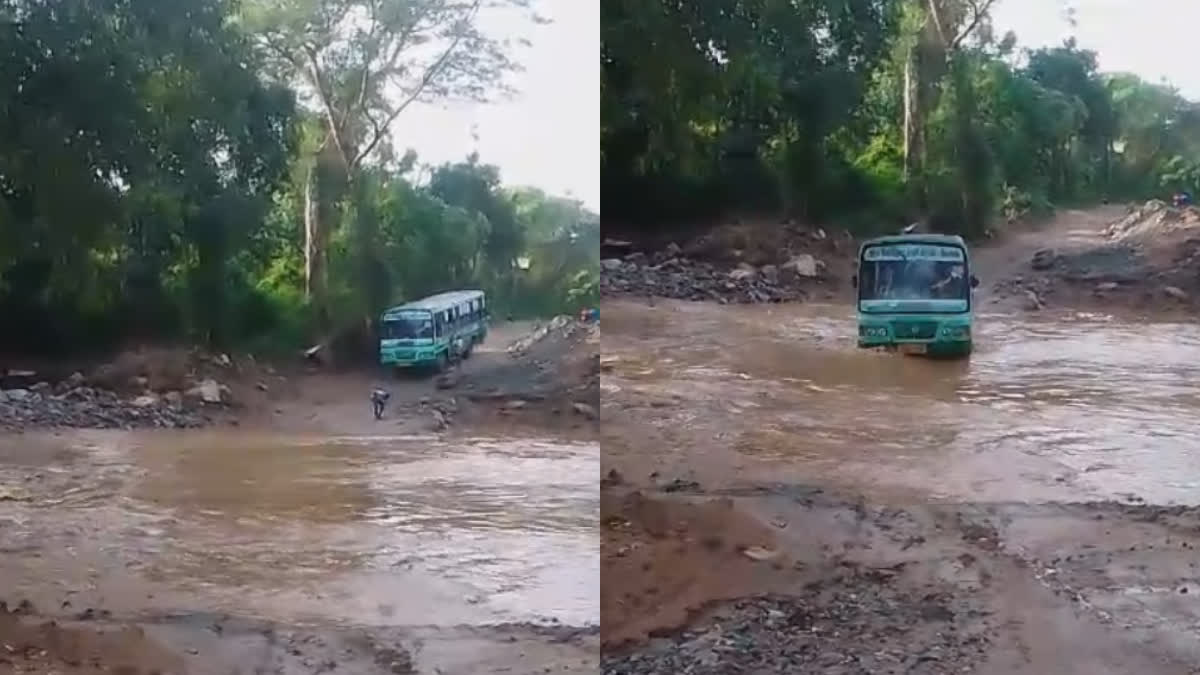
[
  {"left": 970, "top": 275, "right": 980, "bottom": 288},
  {"left": 850, "top": 274, "right": 858, "bottom": 288}
]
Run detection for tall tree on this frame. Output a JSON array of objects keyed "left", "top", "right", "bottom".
[
  {"left": 242, "top": 0, "right": 532, "bottom": 327},
  {"left": 900, "top": 0, "right": 994, "bottom": 208}
]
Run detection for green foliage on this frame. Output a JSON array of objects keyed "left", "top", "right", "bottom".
[
  {"left": 0, "top": 0, "right": 595, "bottom": 357},
  {"left": 602, "top": 0, "right": 1200, "bottom": 237}
]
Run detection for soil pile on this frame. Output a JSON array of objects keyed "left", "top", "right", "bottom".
[{"left": 601, "top": 221, "right": 852, "bottom": 303}]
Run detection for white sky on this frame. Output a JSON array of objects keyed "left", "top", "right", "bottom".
[
  {"left": 991, "top": 0, "right": 1200, "bottom": 99},
  {"left": 393, "top": 0, "right": 599, "bottom": 212}
]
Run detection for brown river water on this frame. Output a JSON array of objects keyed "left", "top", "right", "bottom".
[
  {"left": 602, "top": 298, "right": 1200, "bottom": 505},
  {"left": 0, "top": 430, "right": 599, "bottom": 629}
]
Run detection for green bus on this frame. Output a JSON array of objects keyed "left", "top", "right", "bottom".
[
  {"left": 853, "top": 234, "right": 979, "bottom": 357},
  {"left": 378, "top": 290, "right": 489, "bottom": 372}
]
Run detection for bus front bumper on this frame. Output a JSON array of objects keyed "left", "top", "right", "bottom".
[
  {"left": 380, "top": 349, "right": 441, "bottom": 367},
  {"left": 857, "top": 319, "right": 972, "bottom": 355}
]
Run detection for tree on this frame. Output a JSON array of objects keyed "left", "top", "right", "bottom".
[
  {"left": 900, "top": 0, "right": 995, "bottom": 211},
  {"left": 0, "top": 0, "right": 296, "bottom": 350},
  {"left": 241, "top": 0, "right": 533, "bottom": 329}
]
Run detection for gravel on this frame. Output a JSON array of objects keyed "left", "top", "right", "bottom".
[
  {"left": 601, "top": 251, "right": 826, "bottom": 304},
  {"left": 603, "top": 581, "right": 992, "bottom": 675},
  {"left": 0, "top": 386, "right": 210, "bottom": 431}
]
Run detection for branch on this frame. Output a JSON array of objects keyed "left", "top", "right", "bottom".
[
  {"left": 303, "top": 44, "right": 352, "bottom": 168},
  {"left": 926, "top": 0, "right": 949, "bottom": 46},
  {"left": 351, "top": 0, "right": 483, "bottom": 169},
  {"left": 352, "top": 0, "right": 383, "bottom": 115},
  {"left": 950, "top": 0, "right": 996, "bottom": 49}
]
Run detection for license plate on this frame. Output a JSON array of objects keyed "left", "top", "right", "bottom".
[{"left": 898, "top": 343, "right": 927, "bottom": 355}]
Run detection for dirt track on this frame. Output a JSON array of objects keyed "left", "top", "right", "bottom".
[
  {"left": 600, "top": 206, "right": 1200, "bottom": 674},
  {"left": 0, "top": 320, "right": 599, "bottom": 674}
]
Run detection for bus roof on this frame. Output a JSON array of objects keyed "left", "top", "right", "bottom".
[
  {"left": 860, "top": 233, "right": 967, "bottom": 249},
  {"left": 383, "top": 290, "right": 484, "bottom": 314}
]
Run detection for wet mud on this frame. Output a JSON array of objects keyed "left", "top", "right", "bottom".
[{"left": 601, "top": 296, "right": 1200, "bottom": 674}]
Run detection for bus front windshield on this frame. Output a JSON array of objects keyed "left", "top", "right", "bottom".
[
  {"left": 859, "top": 245, "right": 968, "bottom": 302},
  {"left": 381, "top": 312, "right": 434, "bottom": 339}
]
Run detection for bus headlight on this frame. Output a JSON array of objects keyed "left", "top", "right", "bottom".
[
  {"left": 941, "top": 325, "right": 970, "bottom": 340},
  {"left": 859, "top": 326, "right": 888, "bottom": 338}
]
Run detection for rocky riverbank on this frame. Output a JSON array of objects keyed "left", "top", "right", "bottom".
[
  {"left": 0, "top": 349, "right": 242, "bottom": 432},
  {"left": 0, "top": 371, "right": 227, "bottom": 431},
  {"left": 601, "top": 244, "right": 839, "bottom": 304},
  {"left": 0, "top": 383, "right": 211, "bottom": 430}
]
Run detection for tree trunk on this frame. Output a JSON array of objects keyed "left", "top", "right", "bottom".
[
  {"left": 903, "top": 47, "right": 919, "bottom": 183},
  {"left": 303, "top": 163, "right": 320, "bottom": 300}
]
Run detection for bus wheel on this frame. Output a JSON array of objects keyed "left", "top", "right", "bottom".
[
  {"left": 434, "top": 352, "right": 448, "bottom": 373},
  {"left": 463, "top": 341, "right": 474, "bottom": 359}
]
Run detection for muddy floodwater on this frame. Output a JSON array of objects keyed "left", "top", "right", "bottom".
[
  {"left": 603, "top": 298, "right": 1200, "bottom": 504},
  {"left": 0, "top": 431, "right": 599, "bottom": 629}
]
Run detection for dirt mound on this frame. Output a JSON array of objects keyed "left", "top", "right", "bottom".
[
  {"left": 448, "top": 318, "right": 598, "bottom": 428},
  {"left": 1104, "top": 199, "right": 1200, "bottom": 243},
  {"left": 601, "top": 221, "right": 853, "bottom": 304}
]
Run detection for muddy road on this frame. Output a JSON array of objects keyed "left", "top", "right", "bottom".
[
  {"left": 601, "top": 292, "right": 1200, "bottom": 673},
  {"left": 0, "top": 321, "right": 599, "bottom": 674}
]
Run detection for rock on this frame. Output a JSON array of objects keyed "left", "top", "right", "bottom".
[
  {"left": 1031, "top": 248, "right": 1058, "bottom": 271},
  {"left": 255, "top": 382, "right": 269, "bottom": 392},
  {"left": 781, "top": 254, "right": 820, "bottom": 279},
  {"left": 66, "top": 372, "right": 85, "bottom": 387},
  {"left": 5, "top": 389, "right": 30, "bottom": 401},
  {"left": 435, "top": 373, "right": 460, "bottom": 390},
  {"left": 572, "top": 402, "right": 598, "bottom": 420},
  {"left": 163, "top": 391, "right": 184, "bottom": 409},
  {"left": 1164, "top": 285, "right": 1189, "bottom": 301},
  {"left": 131, "top": 394, "right": 158, "bottom": 408},
  {"left": 760, "top": 264, "right": 780, "bottom": 285},
  {"left": 742, "top": 546, "right": 780, "bottom": 562},
  {"left": 130, "top": 376, "right": 149, "bottom": 391},
  {"left": 728, "top": 263, "right": 758, "bottom": 281},
  {"left": 601, "top": 258, "right": 624, "bottom": 271},
  {"left": 503, "top": 399, "right": 527, "bottom": 410},
  {"left": 30, "top": 382, "right": 50, "bottom": 394},
  {"left": 664, "top": 242, "right": 682, "bottom": 257},
  {"left": 186, "top": 378, "right": 227, "bottom": 405},
  {"left": 430, "top": 409, "right": 448, "bottom": 431},
  {"left": 1023, "top": 290, "right": 1043, "bottom": 311},
  {"left": 214, "top": 353, "right": 232, "bottom": 368},
  {"left": 1096, "top": 282, "right": 1119, "bottom": 293}
]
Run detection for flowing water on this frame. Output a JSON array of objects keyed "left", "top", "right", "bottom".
[
  {"left": 602, "top": 299, "right": 1200, "bottom": 504},
  {"left": 0, "top": 431, "right": 599, "bottom": 628}
]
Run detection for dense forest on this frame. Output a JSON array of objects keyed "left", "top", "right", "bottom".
[
  {"left": 602, "top": 0, "right": 1200, "bottom": 235},
  {"left": 0, "top": 0, "right": 598, "bottom": 357}
]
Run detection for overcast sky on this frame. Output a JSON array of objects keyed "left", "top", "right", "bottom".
[
  {"left": 390, "top": 0, "right": 599, "bottom": 211},
  {"left": 991, "top": 0, "right": 1200, "bottom": 98}
]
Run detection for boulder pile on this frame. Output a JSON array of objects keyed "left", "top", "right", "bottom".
[{"left": 600, "top": 245, "right": 829, "bottom": 304}]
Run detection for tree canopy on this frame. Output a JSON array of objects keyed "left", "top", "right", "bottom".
[
  {"left": 602, "top": 0, "right": 1200, "bottom": 236},
  {"left": 0, "top": 0, "right": 595, "bottom": 356}
]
